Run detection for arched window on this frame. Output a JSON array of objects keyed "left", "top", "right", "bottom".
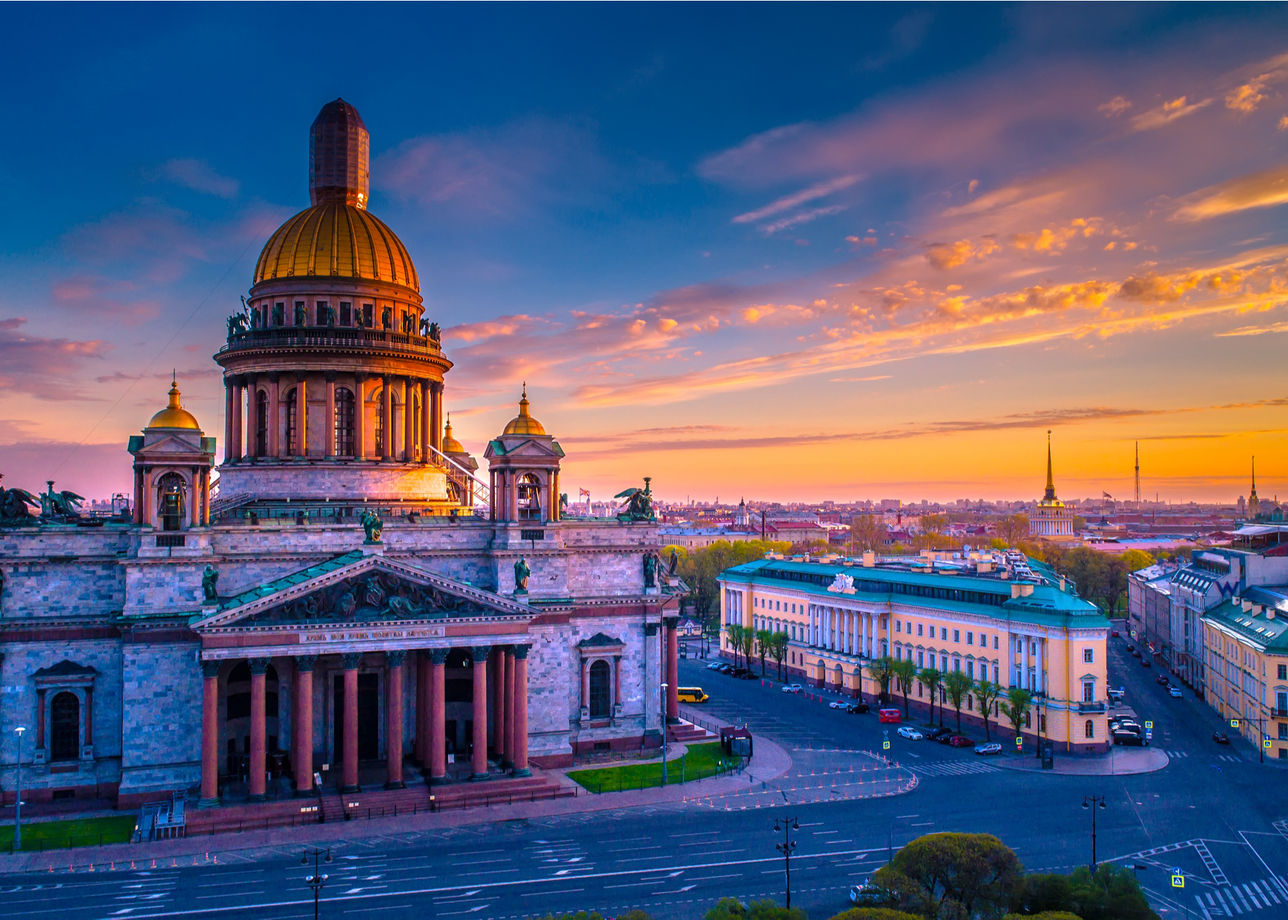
[
  {"left": 1084, "top": 719, "right": 1095, "bottom": 739},
  {"left": 517, "top": 473, "right": 542, "bottom": 521},
  {"left": 374, "top": 388, "right": 399, "bottom": 456},
  {"left": 286, "top": 388, "right": 305, "bottom": 455},
  {"left": 50, "top": 691, "right": 80, "bottom": 762},
  {"left": 156, "top": 472, "right": 186, "bottom": 531},
  {"left": 334, "top": 388, "right": 355, "bottom": 457},
  {"left": 588, "top": 660, "right": 611, "bottom": 718},
  {"left": 254, "top": 390, "right": 268, "bottom": 456}
]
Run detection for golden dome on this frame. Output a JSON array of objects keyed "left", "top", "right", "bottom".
[
  {"left": 149, "top": 379, "right": 201, "bottom": 430},
  {"left": 502, "top": 384, "right": 547, "bottom": 436},
  {"left": 252, "top": 201, "right": 419, "bottom": 291},
  {"left": 441, "top": 414, "right": 466, "bottom": 453}
]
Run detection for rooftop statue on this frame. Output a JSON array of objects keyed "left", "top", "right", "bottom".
[
  {"left": 514, "top": 556, "right": 531, "bottom": 593},
  {"left": 614, "top": 476, "right": 656, "bottom": 523},
  {"left": 0, "top": 475, "right": 39, "bottom": 526},
  {"left": 40, "top": 481, "right": 84, "bottom": 522},
  {"left": 202, "top": 565, "right": 219, "bottom": 603},
  {"left": 226, "top": 312, "right": 248, "bottom": 337},
  {"left": 361, "top": 508, "right": 383, "bottom": 543},
  {"left": 321, "top": 303, "right": 336, "bottom": 326},
  {"left": 643, "top": 550, "right": 659, "bottom": 588}
]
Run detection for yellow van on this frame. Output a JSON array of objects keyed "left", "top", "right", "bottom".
[{"left": 676, "top": 687, "right": 708, "bottom": 703}]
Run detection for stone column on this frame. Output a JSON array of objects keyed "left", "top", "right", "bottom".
[
  {"left": 665, "top": 617, "right": 679, "bottom": 723},
  {"left": 470, "top": 646, "right": 490, "bottom": 780},
  {"left": 248, "top": 657, "right": 269, "bottom": 800},
  {"left": 200, "top": 661, "right": 220, "bottom": 804},
  {"left": 246, "top": 376, "right": 258, "bottom": 457},
  {"left": 511, "top": 645, "right": 531, "bottom": 776},
  {"left": 325, "top": 376, "right": 336, "bottom": 458},
  {"left": 293, "top": 656, "right": 314, "bottom": 795},
  {"left": 420, "top": 381, "right": 431, "bottom": 462},
  {"left": 224, "top": 385, "right": 235, "bottom": 462},
  {"left": 268, "top": 376, "right": 282, "bottom": 458},
  {"left": 503, "top": 649, "right": 516, "bottom": 769},
  {"left": 296, "top": 376, "right": 309, "bottom": 457},
  {"left": 341, "top": 652, "right": 361, "bottom": 792},
  {"left": 84, "top": 686, "right": 93, "bottom": 749},
  {"left": 385, "top": 650, "right": 405, "bottom": 788},
  {"left": 403, "top": 378, "right": 415, "bottom": 461},
  {"left": 381, "top": 376, "right": 393, "bottom": 460},
  {"left": 580, "top": 658, "right": 590, "bottom": 711},
  {"left": 431, "top": 383, "right": 443, "bottom": 453},
  {"left": 354, "top": 374, "right": 366, "bottom": 460},
  {"left": 428, "top": 649, "right": 448, "bottom": 783},
  {"left": 231, "top": 380, "right": 243, "bottom": 461},
  {"left": 35, "top": 688, "right": 46, "bottom": 753},
  {"left": 415, "top": 652, "right": 429, "bottom": 764},
  {"left": 491, "top": 647, "right": 507, "bottom": 763}
]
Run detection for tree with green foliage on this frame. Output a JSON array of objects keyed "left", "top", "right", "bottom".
[
  {"left": 740, "top": 627, "right": 756, "bottom": 670},
  {"left": 769, "top": 631, "right": 789, "bottom": 680},
  {"left": 974, "top": 679, "right": 1002, "bottom": 741},
  {"left": 994, "top": 513, "right": 1030, "bottom": 547},
  {"left": 1065, "top": 864, "right": 1159, "bottom": 920},
  {"left": 672, "top": 539, "right": 793, "bottom": 623},
  {"left": 849, "top": 514, "right": 888, "bottom": 553},
  {"left": 873, "top": 832, "right": 1024, "bottom": 920},
  {"left": 890, "top": 658, "right": 917, "bottom": 718},
  {"left": 703, "top": 897, "right": 807, "bottom": 920},
  {"left": 755, "top": 629, "right": 773, "bottom": 676},
  {"left": 942, "top": 671, "right": 974, "bottom": 732},
  {"left": 828, "top": 910, "right": 924, "bottom": 920},
  {"left": 918, "top": 667, "right": 943, "bottom": 726},
  {"left": 725, "top": 624, "right": 745, "bottom": 668},
  {"left": 1002, "top": 687, "right": 1034, "bottom": 742},
  {"left": 1002, "top": 913, "right": 1083, "bottom": 920},
  {"left": 867, "top": 655, "right": 894, "bottom": 704}
]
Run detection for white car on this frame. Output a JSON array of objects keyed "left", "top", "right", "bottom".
[
  {"left": 828, "top": 700, "right": 849, "bottom": 709},
  {"left": 1168, "top": 686, "right": 1184, "bottom": 698},
  {"left": 706, "top": 661, "right": 724, "bottom": 670},
  {"left": 897, "top": 726, "right": 924, "bottom": 740},
  {"left": 781, "top": 683, "right": 804, "bottom": 694}
]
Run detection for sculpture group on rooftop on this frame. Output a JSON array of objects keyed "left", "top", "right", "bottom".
[
  {"left": 361, "top": 509, "right": 383, "bottom": 543},
  {"left": 0, "top": 476, "right": 84, "bottom": 526},
  {"left": 615, "top": 477, "right": 656, "bottom": 523}
]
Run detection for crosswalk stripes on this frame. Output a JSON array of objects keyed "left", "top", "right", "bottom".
[
  {"left": 1194, "top": 840, "right": 1230, "bottom": 886},
  {"left": 1162, "top": 750, "right": 1242, "bottom": 763},
  {"left": 907, "top": 760, "right": 1001, "bottom": 778},
  {"left": 1200, "top": 879, "right": 1285, "bottom": 915}
]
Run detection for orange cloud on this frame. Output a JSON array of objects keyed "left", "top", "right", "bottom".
[
  {"left": 1173, "top": 164, "right": 1288, "bottom": 221},
  {"left": 1130, "top": 95, "right": 1212, "bottom": 132},
  {"left": 925, "top": 238, "right": 1000, "bottom": 269}
]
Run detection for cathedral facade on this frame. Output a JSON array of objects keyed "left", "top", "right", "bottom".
[{"left": 0, "top": 101, "right": 677, "bottom": 808}]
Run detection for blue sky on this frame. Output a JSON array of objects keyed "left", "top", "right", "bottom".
[{"left": 3, "top": 3, "right": 1288, "bottom": 503}]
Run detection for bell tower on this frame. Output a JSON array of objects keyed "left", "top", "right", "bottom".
[
  {"left": 485, "top": 386, "right": 564, "bottom": 523},
  {"left": 128, "top": 378, "right": 215, "bottom": 530}
]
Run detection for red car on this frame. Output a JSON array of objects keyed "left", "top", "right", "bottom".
[
  {"left": 878, "top": 708, "right": 902, "bottom": 724},
  {"left": 947, "top": 735, "right": 973, "bottom": 747}
]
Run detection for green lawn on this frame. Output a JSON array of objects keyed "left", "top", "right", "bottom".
[
  {"left": 0, "top": 815, "right": 137, "bottom": 852},
  {"left": 567, "top": 741, "right": 738, "bottom": 793}
]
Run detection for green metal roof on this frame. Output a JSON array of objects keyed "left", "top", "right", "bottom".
[
  {"left": 1203, "top": 596, "right": 1288, "bottom": 654},
  {"left": 217, "top": 550, "right": 365, "bottom": 610},
  {"left": 720, "top": 558, "right": 1105, "bottom": 630}
]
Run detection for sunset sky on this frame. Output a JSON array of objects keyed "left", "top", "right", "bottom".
[{"left": 3, "top": 4, "right": 1286, "bottom": 505}]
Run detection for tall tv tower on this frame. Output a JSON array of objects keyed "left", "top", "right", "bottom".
[{"left": 1134, "top": 441, "right": 1141, "bottom": 506}]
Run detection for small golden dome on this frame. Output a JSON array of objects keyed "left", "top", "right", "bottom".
[
  {"left": 502, "top": 384, "right": 547, "bottom": 436},
  {"left": 149, "top": 378, "right": 201, "bottom": 430},
  {"left": 441, "top": 414, "right": 466, "bottom": 454},
  {"left": 252, "top": 201, "right": 419, "bottom": 291}
]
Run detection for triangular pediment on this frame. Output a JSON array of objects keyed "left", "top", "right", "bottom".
[
  {"left": 132, "top": 431, "right": 208, "bottom": 456},
  {"left": 194, "top": 552, "right": 532, "bottom": 632}
]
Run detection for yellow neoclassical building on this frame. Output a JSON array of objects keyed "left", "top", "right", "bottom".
[
  {"left": 718, "top": 551, "right": 1111, "bottom": 752},
  {"left": 1202, "top": 586, "right": 1288, "bottom": 761}
]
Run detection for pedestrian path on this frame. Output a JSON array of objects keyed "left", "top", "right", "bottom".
[
  {"left": 1197, "top": 878, "right": 1288, "bottom": 916},
  {"left": 907, "top": 760, "right": 1001, "bottom": 778}
]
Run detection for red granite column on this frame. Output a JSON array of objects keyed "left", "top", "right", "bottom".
[
  {"left": 470, "top": 646, "right": 490, "bottom": 780},
  {"left": 248, "top": 658, "right": 269, "bottom": 800},
  {"left": 503, "top": 649, "right": 516, "bottom": 770},
  {"left": 491, "top": 647, "right": 507, "bottom": 763},
  {"left": 511, "top": 644, "right": 531, "bottom": 776},
  {"left": 428, "top": 649, "right": 447, "bottom": 783},
  {"left": 200, "top": 661, "right": 220, "bottom": 804},
  {"left": 385, "top": 651, "right": 405, "bottom": 789},
  {"left": 415, "top": 652, "right": 429, "bottom": 765},
  {"left": 324, "top": 376, "right": 336, "bottom": 459},
  {"left": 381, "top": 376, "right": 393, "bottom": 460},
  {"left": 403, "top": 378, "right": 415, "bottom": 461},
  {"left": 341, "top": 653, "right": 361, "bottom": 792},
  {"left": 665, "top": 617, "right": 680, "bottom": 723},
  {"left": 293, "top": 657, "right": 314, "bottom": 795},
  {"left": 35, "top": 689, "right": 46, "bottom": 752}
]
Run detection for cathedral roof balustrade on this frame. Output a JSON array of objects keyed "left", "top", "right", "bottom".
[{"left": 217, "top": 325, "right": 445, "bottom": 361}]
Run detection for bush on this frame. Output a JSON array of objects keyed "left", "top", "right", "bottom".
[
  {"left": 828, "top": 909, "right": 925, "bottom": 920},
  {"left": 704, "top": 898, "right": 807, "bottom": 920}
]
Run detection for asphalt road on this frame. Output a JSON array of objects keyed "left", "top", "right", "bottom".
[{"left": 1, "top": 640, "right": 1285, "bottom": 920}]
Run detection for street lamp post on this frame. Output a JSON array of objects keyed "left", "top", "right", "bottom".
[
  {"left": 12, "top": 726, "right": 26, "bottom": 852},
  {"left": 774, "top": 815, "right": 800, "bottom": 909},
  {"left": 1082, "top": 795, "right": 1107, "bottom": 871},
  {"left": 660, "top": 681, "right": 668, "bottom": 786},
  {"left": 302, "top": 846, "right": 332, "bottom": 920}
]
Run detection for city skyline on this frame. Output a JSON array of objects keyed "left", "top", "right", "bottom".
[{"left": 3, "top": 4, "right": 1286, "bottom": 503}]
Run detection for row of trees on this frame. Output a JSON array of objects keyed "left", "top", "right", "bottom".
[
  {"left": 664, "top": 540, "right": 793, "bottom": 624},
  {"left": 865, "top": 656, "right": 1034, "bottom": 742},
  {"left": 725, "top": 624, "right": 789, "bottom": 679},
  {"left": 536, "top": 832, "right": 1158, "bottom": 920}
]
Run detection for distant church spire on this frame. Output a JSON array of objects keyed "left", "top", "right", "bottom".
[
  {"left": 1249, "top": 455, "right": 1260, "bottom": 520},
  {"left": 1043, "top": 430, "right": 1058, "bottom": 502}
]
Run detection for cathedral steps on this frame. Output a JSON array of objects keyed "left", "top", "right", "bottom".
[{"left": 667, "top": 720, "right": 718, "bottom": 744}]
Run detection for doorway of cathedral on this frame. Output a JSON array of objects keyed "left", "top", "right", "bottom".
[{"left": 332, "top": 673, "right": 380, "bottom": 762}]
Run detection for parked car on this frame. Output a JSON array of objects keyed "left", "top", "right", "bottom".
[
  {"left": 846, "top": 702, "right": 871, "bottom": 714},
  {"left": 1126, "top": 643, "right": 1135, "bottom": 653},
  {"left": 1113, "top": 730, "right": 1146, "bottom": 746},
  {"left": 1111, "top": 629, "right": 1121, "bottom": 637},
  {"left": 781, "top": 683, "right": 804, "bottom": 694},
  {"left": 947, "top": 734, "right": 974, "bottom": 747},
  {"left": 849, "top": 882, "right": 895, "bottom": 907},
  {"left": 829, "top": 700, "right": 849, "bottom": 709},
  {"left": 1168, "top": 686, "right": 1184, "bottom": 698},
  {"left": 734, "top": 670, "right": 758, "bottom": 680},
  {"left": 1111, "top": 719, "right": 1143, "bottom": 734},
  {"left": 1107, "top": 688, "right": 1125, "bottom": 702},
  {"left": 925, "top": 727, "right": 952, "bottom": 741},
  {"left": 706, "top": 661, "right": 724, "bottom": 670},
  {"left": 1141, "top": 658, "right": 1152, "bottom": 668},
  {"left": 974, "top": 742, "right": 1002, "bottom": 755},
  {"left": 878, "top": 708, "right": 902, "bottom": 724},
  {"left": 1213, "top": 731, "right": 1230, "bottom": 745},
  {"left": 897, "top": 725, "right": 924, "bottom": 740},
  {"left": 716, "top": 663, "right": 733, "bottom": 673},
  {"left": 1156, "top": 674, "right": 1170, "bottom": 686}
]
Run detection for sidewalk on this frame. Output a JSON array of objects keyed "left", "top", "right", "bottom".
[
  {"left": 994, "top": 745, "right": 1169, "bottom": 776},
  {"left": 0, "top": 733, "right": 795, "bottom": 876}
]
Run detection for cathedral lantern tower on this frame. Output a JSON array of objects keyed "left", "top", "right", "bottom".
[
  {"left": 214, "top": 99, "right": 456, "bottom": 512},
  {"left": 485, "top": 386, "right": 564, "bottom": 523},
  {"left": 128, "top": 378, "right": 216, "bottom": 530}
]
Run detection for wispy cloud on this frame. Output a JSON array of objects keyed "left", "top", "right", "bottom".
[
  {"left": 154, "top": 158, "right": 240, "bottom": 198},
  {"left": 732, "top": 174, "right": 862, "bottom": 225},
  {"left": 0, "top": 318, "right": 108, "bottom": 399},
  {"left": 1129, "top": 95, "right": 1212, "bottom": 132},
  {"left": 1172, "top": 164, "right": 1288, "bottom": 221}
]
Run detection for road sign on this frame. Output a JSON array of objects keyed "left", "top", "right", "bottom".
[
  {"left": 1015, "top": 736, "right": 1023, "bottom": 747},
  {"left": 1231, "top": 718, "right": 1240, "bottom": 728},
  {"left": 1171, "top": 871, "right": 1185, "bottom": 889},
  {"left": 882, "top": 740, "right": 890, "bottom": 750},
  {"left": 1265, "top": 739, "right": 1272, "bottom": 749},
  {"left": 1144, "top": 720, "right": 1153, "bottom": 730}
]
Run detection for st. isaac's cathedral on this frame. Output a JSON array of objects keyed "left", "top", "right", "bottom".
[{"left": 0, "top": 101, "right": 677, "bottom": 812}]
